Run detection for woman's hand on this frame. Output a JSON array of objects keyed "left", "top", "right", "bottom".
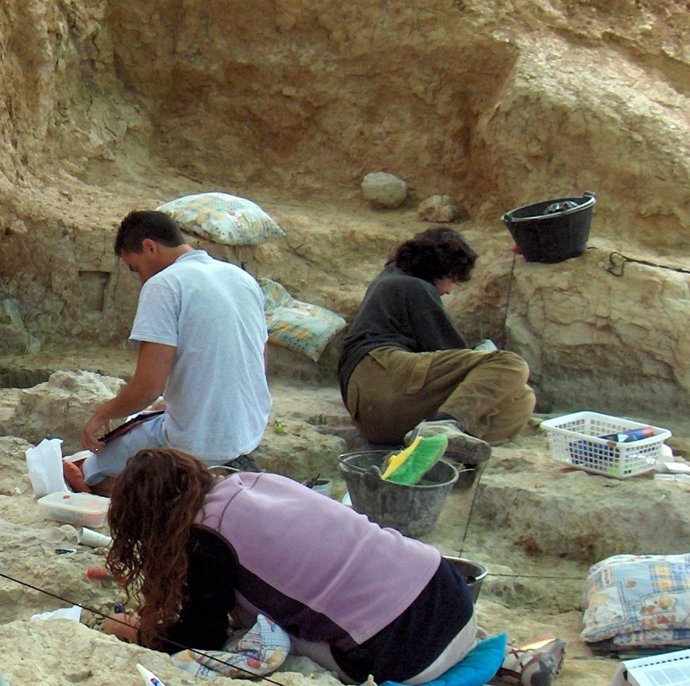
[{"left": 102, "top": 612, "right": 140, "bottom": 643}]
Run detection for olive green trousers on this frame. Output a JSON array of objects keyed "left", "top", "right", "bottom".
[{"left": 345, "top": 346, "right": 535, "bottom": 445}]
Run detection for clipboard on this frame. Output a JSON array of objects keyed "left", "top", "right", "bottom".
[{"left": 98, "top": 410, "right": 165, "bottom": 444}]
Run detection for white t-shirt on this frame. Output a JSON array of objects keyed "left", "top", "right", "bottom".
[{"left": 130, "top": 250, "right": 271, "bottom": 460}]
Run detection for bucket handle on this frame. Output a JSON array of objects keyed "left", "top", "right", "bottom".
[{"left": 339, "top": 458, "right": 385, "bottom": 479}]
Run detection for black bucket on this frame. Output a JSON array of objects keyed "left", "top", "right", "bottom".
[
  {"left": 339, "top": 450, "right": 458, "bottom": 537},
  {"left": 443, "top": 556, "right": 488, "bottom": 603},
  {"left": 502, "top": 191, "right": 596, "bottom": 263}
]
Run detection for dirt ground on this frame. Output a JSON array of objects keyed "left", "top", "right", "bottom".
[{"left": 1, "top": 343, "right": 688, "bottom": 685}]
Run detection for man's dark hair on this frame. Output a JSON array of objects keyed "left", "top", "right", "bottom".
[
  {"left": 114, "top": 210, "right": 186, "bottom": 255},
  {"left": 387, "top": 226, "right": 478, "bottom": 283}
]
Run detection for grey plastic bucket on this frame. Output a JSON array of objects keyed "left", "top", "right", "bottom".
[
  {"left": 443, "top": 556, "right": 488, "bottom": 603},
  {"left": 338, "top": 450, "right": 458, "bottom": 537},
  {"left": 502, "top": 191, "right": 596, "bottom": 263}
]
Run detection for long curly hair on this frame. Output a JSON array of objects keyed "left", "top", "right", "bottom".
[
  {"left": 106, "top": 448, "right": 215, "bottom": 648},
  {"left": 386, "top": 226, "right": 478, "bottom": 283}
]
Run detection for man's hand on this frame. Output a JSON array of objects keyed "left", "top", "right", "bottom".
[
  {"left": 146, "top": 396, "right": 167, "bottom": 412},
  {"left": 80, "top": 342, "right": 176, "bottom": 452},
  {"left": 82, "top": 412, "right": 111, "bottom": 453}
]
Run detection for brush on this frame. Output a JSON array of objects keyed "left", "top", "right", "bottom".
[{"left": 382, "top": 434, "right": 448, "bottom": 485}]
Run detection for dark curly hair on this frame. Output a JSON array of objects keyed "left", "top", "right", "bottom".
[
  {"left": 106, "top": 449, "right": 216, "bottom": 648},
  {"left": 386, "top": 226, "right": 478, "bottom": 283}
]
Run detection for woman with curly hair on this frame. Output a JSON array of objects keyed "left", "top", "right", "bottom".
[
  {"left": 102, "top": 449, "right": 567, "bottom": 686},
  {"left": 337, "top": 226, "right": 536, "bottom": 470},
  {"left": 101, "top": 447, "right": 481, "bottom": 683}
]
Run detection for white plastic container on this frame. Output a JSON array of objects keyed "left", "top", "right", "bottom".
[
  {"left": 37, "top": 491, "right": 110, "bottom": 528},
  {"left": 311, "top": 478, "right": 333, "bottom": 497},
  {"left": 541, "top": 411, "right": 671, "bottom": 479}
]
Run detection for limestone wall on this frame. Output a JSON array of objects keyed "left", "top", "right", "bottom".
[{"left": 0, "top": 0, "right": 688, "bottom": 418}]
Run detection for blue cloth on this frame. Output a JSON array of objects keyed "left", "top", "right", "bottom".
[{"left": 381, "top": 632, "right": 508, "bottom": 686}]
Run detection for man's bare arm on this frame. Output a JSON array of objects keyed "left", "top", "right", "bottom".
[{"left": 81, "top": 342, "right": 176, "bottom": 452}]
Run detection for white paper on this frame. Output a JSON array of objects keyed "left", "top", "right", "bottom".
[
  {"left": 30, "top": 605, "right": 82, "bottom": 622},
  {"left": 611, "top": 649, "right": 690, "bottom": 686},
  {"left": 25, "top": 438, "right": 68, "bottom": 498}
]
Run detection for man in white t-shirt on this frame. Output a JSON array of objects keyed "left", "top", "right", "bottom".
[{"left": 69, "top": 210, "right": 271, "bottom": 495}]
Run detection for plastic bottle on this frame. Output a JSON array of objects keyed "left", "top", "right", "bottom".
[
  {"left": 137, "top": 664, "right": 167, "bottom": 686},
  {"left": 600, "top": 427, "right": 654, "bottom": 443}
]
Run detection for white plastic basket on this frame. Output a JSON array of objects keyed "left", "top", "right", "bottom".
[{"left": 541, "top": 411, "right": 671, "bottom": 479}]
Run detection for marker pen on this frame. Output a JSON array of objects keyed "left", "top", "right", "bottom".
[{"left": 136, "top": 664, "right": 167, "bottom": 686}]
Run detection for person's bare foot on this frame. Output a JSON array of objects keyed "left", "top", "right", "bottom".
[{"left": 63, "top": 459, "right": 92, "bottom": 493}]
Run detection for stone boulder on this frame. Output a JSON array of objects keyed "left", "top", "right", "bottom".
[
  {"left": 360, "top": 172, "right": 408, "bottom": 209},
  {"left": 417, "top": 194, "right": 460, "bottom": 223},
  {"left": 2, "top": 371, "right": 124, "bottom": 455}
]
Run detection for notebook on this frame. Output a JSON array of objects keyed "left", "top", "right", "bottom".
[{"left": 611, "top": 648, "right": 690, "bottom": 686}]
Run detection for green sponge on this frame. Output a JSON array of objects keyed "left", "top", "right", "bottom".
[{"left": 382, "top": 434, "right": 448, "bottom": 485}]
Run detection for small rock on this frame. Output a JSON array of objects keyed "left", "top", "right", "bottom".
[
  {"left": 417, "top": 194, "right": 459, "bottom": 222},
  {"left": 360, "top": 172, "right": 408, "bottom": 209}
]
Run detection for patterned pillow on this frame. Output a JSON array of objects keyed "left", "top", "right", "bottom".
[
  {"left": 260, "top": 278, "right": 346, "bottom": 362},
  {"left": 581, "top": 553, "right": 690, "bottom": 649},
  {"left": 156, "top": 192, "right": 285, "bottom": 246},
  {"left": 172, "top": 614, "right": 291, "bottom": 679}
]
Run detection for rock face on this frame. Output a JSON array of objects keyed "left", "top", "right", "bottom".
[
  {"left": 0, "top": 299, "right": 40, "bottom": 354},
  {"left": 1, "top": 371, "right": 124, "bottom": 455},
  {"left": 0, "top": 0, "right": 689, "bottom": 417}
]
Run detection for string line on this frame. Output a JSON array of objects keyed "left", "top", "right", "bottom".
[{"left": 0, "top": 569, "right": 288, "bottom": 685}]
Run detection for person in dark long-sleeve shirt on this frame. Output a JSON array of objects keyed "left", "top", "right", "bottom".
[{"left": 338, "top": 227, "right": 535, "bottom": 465}]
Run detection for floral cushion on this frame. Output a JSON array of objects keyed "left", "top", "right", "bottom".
[
  {"left": 260, "top": 278, "right": 346, "bottom": 362},
  {"left": 581, "top": 553, "right": 690, "bottom": 649},
  {"left": 172, "top": 613, "right": 291, "bottom": 679},
  {"left": 156, "top": 192, "right": 285, "bottom": 246}
]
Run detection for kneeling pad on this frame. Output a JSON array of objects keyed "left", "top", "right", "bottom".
[{"left": 382, "top": 632, "right": 507, "bottom": 686}]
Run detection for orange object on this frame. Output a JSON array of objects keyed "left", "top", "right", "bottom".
[
  {"left": 86, "top": 566, "right": 113, "bottom": 581},
  {"left": 63, "top": 460, "right": 92, "bottom": 493}
]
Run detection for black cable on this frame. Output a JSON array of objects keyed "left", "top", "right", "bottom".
[
  {"left": 456, "top": 465, "right": 487, "bottom": 558},
  {"left": 605, "top": 250, "right": 690, "bottom": 277},
  {"left": 0, "top": 569, "right": 288, "bottom": 685},
  {"left": 500, "top": 252, "right": 517, "bottom": 348}
]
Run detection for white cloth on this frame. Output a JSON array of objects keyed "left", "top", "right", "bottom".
[{"left": 130, "top": 250, "right": 270, "bottom": 460}]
